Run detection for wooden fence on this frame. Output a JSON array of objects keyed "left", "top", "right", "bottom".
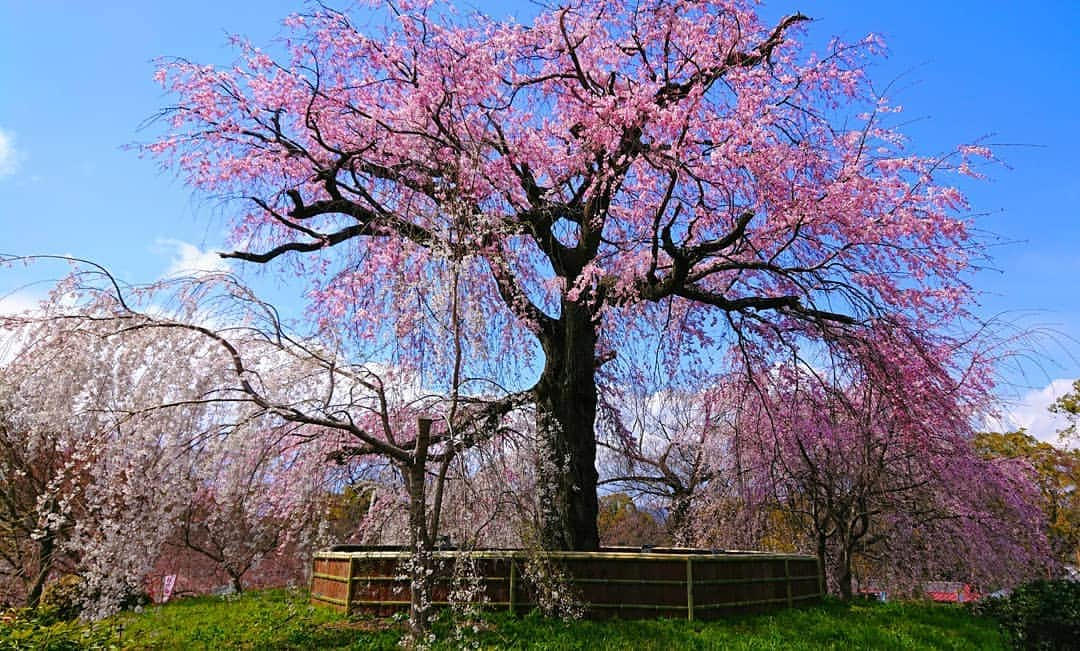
[{"left": 310, "top": 547, "right": 822, "bottom": 620}]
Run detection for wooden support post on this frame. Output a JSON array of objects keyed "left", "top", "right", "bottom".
[
  {"left": 508, "top": 559, "right": 517, "bottom": 615},
  {"left": 686, "top": 557, "right": 695, "bottom": 621},
  {"left": 308, "top": 557, "right": 316, "bottom": 605},
  {"left": 344, "top": 556, "right": 355, "bottom": 615},
  {"left": 785, "top": 559, "right": 793, "bottom": 607}
]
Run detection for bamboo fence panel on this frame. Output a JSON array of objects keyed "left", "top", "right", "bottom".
[{"left": 310, "top": 548, "right": 823, "bottom": 621}]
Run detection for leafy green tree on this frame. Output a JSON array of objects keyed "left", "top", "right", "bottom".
[
  {"left": 1050, "top": 379, "right": 1080, "bottom": 442},
  {"left": 975, "top": 431, "right": 1080, "bottom": 565},
  {"left": 597, "top": 493, "right": 668, "bottom": 548}
]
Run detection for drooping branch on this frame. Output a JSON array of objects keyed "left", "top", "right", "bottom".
[
  {"left": 222, "top": 223, "right": 368, "bottom": 263},
  {"left": 328, "top": 389, "right": 533, "bottom": 464}
]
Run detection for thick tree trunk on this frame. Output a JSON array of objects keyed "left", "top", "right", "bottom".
[
  {"left": 668, "top": 492, "right": 693, "bottom": 546},
  {"left": 26, "top": 575, "right": 46, "bottom": 610},
  {"left": 534, "top": 303, "right": 600, "bottom": 551},
  {"left": 404, "top": 418, "right": 433, "bottom": 643},
  {"left": 815, "top": 532, "right": 829, "bottom": 599},
  {"left": 26, "top": 530, "right": 55, "bottom": 609},
  {"left": 405, "top": 483, "right": 432, "bottom": 643},
  {"left": 228, "top": 571, "right": 244, "bottom": 595},
  {"left": 836, "top": 545, "right": 854, "bottom": 601}
]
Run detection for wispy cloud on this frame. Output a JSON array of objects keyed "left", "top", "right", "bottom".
[
  {"left": 0, "top": 128, "right": 19, "bottom": 179},
  {"left": 0, "top": 291, "right": 44, "bottom": 364},
  {"left": 158, "top": 240, "right": 230, "bottom": 278},
  {"left": 989, "top": 378, "right": 1076, "bottom": 445},
  {"left": 0, "top": 292, "right": 40, "bottom": 316}
]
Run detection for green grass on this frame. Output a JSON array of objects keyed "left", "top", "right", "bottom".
[
  {"left": 114, "top": 588, "right": 395, "bottom": 650},
  {"left": 20, "top": 589, "right": 1006, "bottom": 650},
  {"left": 444, "top": 600, "right": 1007, "bottom": 651}
]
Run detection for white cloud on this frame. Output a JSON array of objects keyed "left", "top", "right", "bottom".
[
  {"left": 0, "top": 292, "right": 40, "bottom": 316},
  {"left": 988, "top": 378, "right": 1076, "bottom": 445},
  {"left": 0, "top": 128, "right": 19, "bottom": 179},
  {"left": 158, "top": 240, "right": 230, "bottom": 278},
  {"left": 0, "top": 291, "right": 44, "bottom": 364}
]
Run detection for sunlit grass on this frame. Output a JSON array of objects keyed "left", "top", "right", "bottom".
[{"left": 105, "top": 589, "right": 1007, "bottom": 650}]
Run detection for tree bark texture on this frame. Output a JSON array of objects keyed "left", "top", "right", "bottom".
[
  {"left": 534, "top": 302, "right": 600, "bottom": 551},
  {"left": 405, "top": 418, "right": 433, "bottom": 640}
]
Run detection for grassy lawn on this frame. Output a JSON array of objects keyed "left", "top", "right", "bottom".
[
  {"left": 114, "top": 588, "right": 373, "bottom": 650},
  {"left": 105, "top": 588, "right": 1009, "bottom": 650}
]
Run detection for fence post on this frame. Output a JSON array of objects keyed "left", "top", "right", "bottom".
[
  {"left": 816, "top": 555, "right": 825, "bottom": 597},
  {"left": 785, "top": 558, "right": 792, "bottom": 607},
  {"left": 686, "top": 557, "right": 695, "bottom": 621},
  {"left": 508, "top": 559, "right": 517, "bottom": 615},
  {"left": 344, "top": 556, "right": 355, "bottom": 614}
]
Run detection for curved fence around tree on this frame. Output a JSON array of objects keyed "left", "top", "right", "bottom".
[{"left": 310, "top": 547, "right": 823, "bottom": 620}]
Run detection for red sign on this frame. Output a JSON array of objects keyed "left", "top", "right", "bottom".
[{"left": 162, "top": 575, "right": 177, "bottom": 603}]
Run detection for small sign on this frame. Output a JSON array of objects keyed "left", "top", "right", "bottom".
[{"left": 162, "top": 574, "right": 177, "bottom": 603}]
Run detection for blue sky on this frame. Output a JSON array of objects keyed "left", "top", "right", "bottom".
[{"left": 1, "top": 1, "right": 1078, "bottom": 439}]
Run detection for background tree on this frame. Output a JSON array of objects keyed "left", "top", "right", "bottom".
[
  {"left": 171, "top": 423, "right": 331, "bottom": 594},
  {"left": 149, "top": 0, "right": 993, "bottom": 551},
  {"left": 0, "top": 402, "right": 83, "bottom": 608},
  {"left": 1, "top": 258, "right": 527, "bottom": 638},
  {"left": 975, "top": 430, "right": 1080, "bottom": 566},
  {"left": 1050, "top": 380, "right": 1080, "bottom": 442},
  {"left": 596, "top": 492, "right": 667, "bottom": 547},
  {"left": 321, "top": 483, "right": 377, "bottom": 546},
  {"left": 735, "top": 366, "right": 1051, "bottom": 598},
  {"left": 0, "top": 283, "right": 238, "bottom": 616},
  {"left": 598, "top": 378, "right": 738, "bottom": 545}
]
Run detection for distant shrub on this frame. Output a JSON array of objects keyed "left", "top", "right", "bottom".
[
  {"left": 0, "top": 606, "right": 119, "bottom": 650},
  {"left": 114, "top": 586, "right": 151, "bottom": 614},
  {"left": 37, "top": 574, "right": 149, "bottom": 624},
  {"left": 38, "top": 575, "right": 85, "bottom": 622},
  {"left": 972, "top": 579, "right": 1080, "bottom": 650}
]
